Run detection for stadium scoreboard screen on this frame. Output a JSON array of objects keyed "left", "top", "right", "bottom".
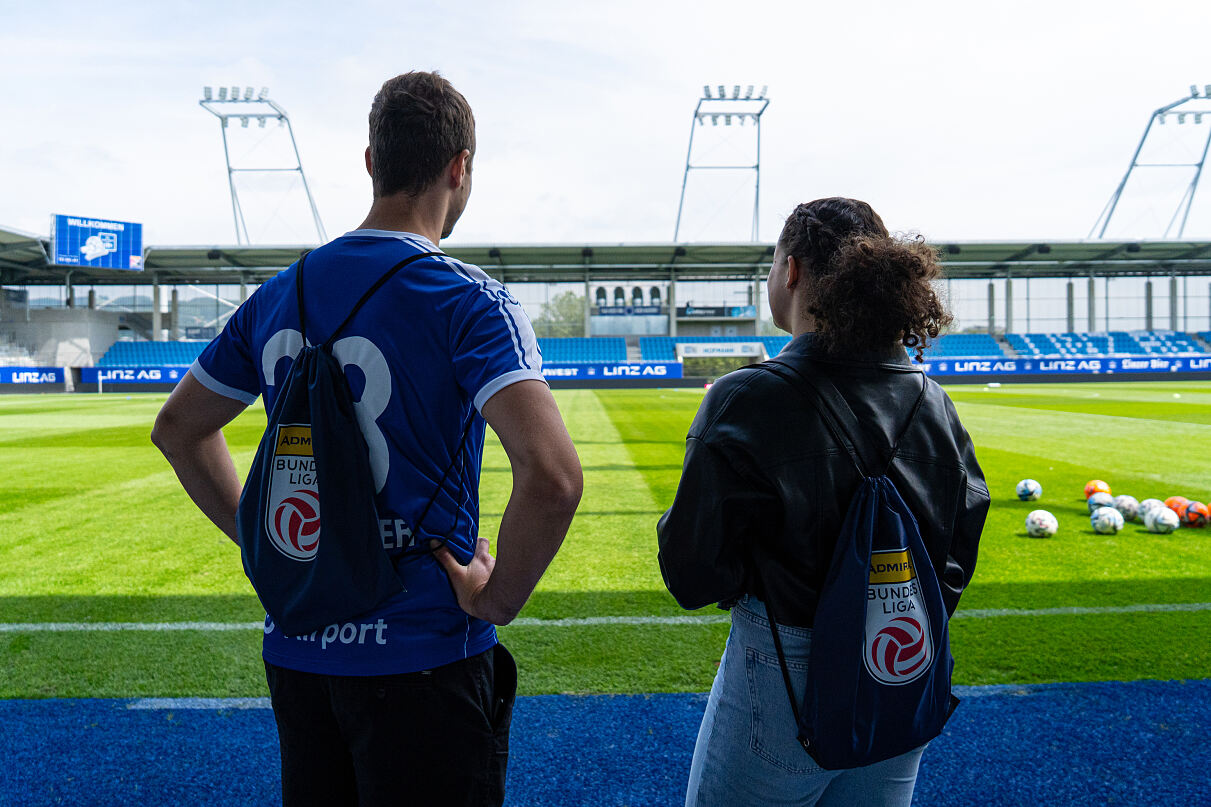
[{"left": 51, "top": 214, "right": 143, "bottom": 270}]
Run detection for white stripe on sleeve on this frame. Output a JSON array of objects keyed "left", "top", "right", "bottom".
[
  {"left": 473, "top": 369, "right": 548, "bottom": 413},
  {"left": 188, "top": 361, "right": 258, "bottom": 405}
]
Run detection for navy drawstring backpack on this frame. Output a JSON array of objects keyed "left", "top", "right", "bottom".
[
  {"left": 237, "top": 249, "right": 448, "bottom": 636},
  {"left": 759, "top": 359, "right": 959, "bottom": 770}
]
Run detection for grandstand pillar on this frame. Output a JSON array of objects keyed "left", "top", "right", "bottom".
[
  {"left": 239, "top": 273, "right": 249, "bottom": 303},
  {"left": 1004, "top": 276, "right": 1013, "bottom": 335},
  {"left": 986, "top": 282, "right": 995, "bottom": 333},
  {"left": 1170, "top": 274, "right": 1178, "bottom": 331},
  {"left": 1066, "top": 281, "right": 1075, "bottom": 333},
  {"left": 1087, "top": 275, "right": 1097, "bottom": 331},
  {"left": 583, "top": 273, "right": 592, "bottom": 338},
  {"left": 152, "top": 278, "right": 162, "bottom": 341},
  {"left": 170, "top": 289, "right": 180, "bottom": 341},
  {"left": 1145, "top": 280, "right": 1153, "bottom": 331},
  {"left": 88, "top": 289, "right": 96, "bottom": 310},
  {"left": 668, "top": 276, "right": 677, "bottom": 337},
  {"left": 752, "top": 272, "right": 762, "bottom": 327}
]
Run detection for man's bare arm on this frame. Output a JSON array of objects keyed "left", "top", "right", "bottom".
[
  {"left": 433, "top": 380, "right": 582, "bottom": 625},
  {"left": 151, "top": 372, "right": 250, "bottom": 544}
]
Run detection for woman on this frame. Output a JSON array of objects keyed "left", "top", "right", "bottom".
[{"left": 657, "top": 197, "right": 990, "bottom": 806}]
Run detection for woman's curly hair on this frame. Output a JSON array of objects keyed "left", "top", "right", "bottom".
[{"left": 778, "top": 198, "right": 952, "bottom": 361}]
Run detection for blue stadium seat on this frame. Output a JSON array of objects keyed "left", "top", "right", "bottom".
[
  {"left": 1131, "top": 331, "right": 1206, "bottom": 354},
  {"left": 97, "top": 341, "right": 208, "bottom": 367},
  {"left": 536, "top": 338, "right": 627, "bottom": 364},
  {"left": 918, "top": 334, "right": 1006, "bottom": 358}
]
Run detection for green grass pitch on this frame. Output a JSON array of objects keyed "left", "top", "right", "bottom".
[{"left": 1, "top": 381, "right": 1209, "bottom": 698}]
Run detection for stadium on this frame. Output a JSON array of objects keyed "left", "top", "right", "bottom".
[{"left": 4, "top": 12, "right": 1211, "bottom": 807}]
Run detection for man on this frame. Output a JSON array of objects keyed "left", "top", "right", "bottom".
[{"left": 152, "top": 71, "right": 583, "bottom": 806}]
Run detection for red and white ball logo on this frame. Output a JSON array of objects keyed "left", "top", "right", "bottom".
[
  {"left": 868, "top": 617, "right": 929, "bottom": 683},
  {"left": 271, "top": 489, "right": 321, "bottom": 560}
]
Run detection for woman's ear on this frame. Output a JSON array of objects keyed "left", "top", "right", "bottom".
[{"left": 786, "top": 255, "right": 802, "bottom": 289}]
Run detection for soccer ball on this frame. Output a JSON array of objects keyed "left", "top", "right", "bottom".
[
  {"left": 1144, "top": 507, "right": 1180, "bottom": 534},
  {"left": 1090, "top": 506, "right": 1124, "bottom": 535},
  {"left": 1086, "top": 492, "right": 1115, "bottom": 514},
  {"left": 1016, "top": 479, "right": 1042, "bottom": 501},
  {"left": 1181, "top": 501, "right": 1209, "bottom": 528},
  {"left": 1113, "top": 495, "right": 1140, "bottom": 522},
  {"left": 1084, "top": 480, "right": 1111, "bottom": 499},
  {"left": 1025, "top": 510, "right": 1059, "bottom": 538},
  {"left": 1139, "top": 498, "right": 1165, "bottom": 520},
  {"left": 1165, "top": 496, "right": 1190, "bottom": 513}
]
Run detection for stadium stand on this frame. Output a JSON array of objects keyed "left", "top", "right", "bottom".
[
  {"left": 639, "top": 335, "right": 791, "bottom": 361},
  {"left": 90, "top": 331, "right": 1211, "bottom": 370},
  {"left": 536, "top": 337, "right": 626, "bottom": 363},
  {"left": 97, "top": 341, "right": 207, "bottom": 366},
  {"left": 1133, "top": 331, "right": 1205, "bottom": 354},
  {"left": 1006, "top": 331, "right": 1207, "bottom": 357},
  {"left": 97, "top": 337, "right": 630, "bottom": 366},
  {"left": 919, "top": 334, "right": 1006, "bottom": 357},
  {"left": 0, "top": 342, "right": 37, "bottom": 367}
]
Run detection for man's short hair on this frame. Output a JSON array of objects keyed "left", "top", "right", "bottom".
[{"left": 368, "top": 71, "right": 476, "bottom": 198}]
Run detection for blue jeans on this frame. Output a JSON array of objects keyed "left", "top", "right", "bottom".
[{"left": 685, "top": 597, "right": 926, "bottom": 807}]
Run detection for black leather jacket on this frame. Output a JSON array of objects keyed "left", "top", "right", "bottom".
[{"left": 657, "top": 334, "right": 990, "bottom": 627}]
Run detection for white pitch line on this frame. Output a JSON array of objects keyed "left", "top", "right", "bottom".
[
  {"left": 951, "top": 602, "right": 1211, "bottom": 619},
  {"left": 128, "top": 697, "right": 270, "bottom": 710},
  {"left": 510, "top": 615, "right": 731, "bottom": 626},
  {"left": 0, "top": 621, "right": 263, "bottom": 633},
  {"left": 2, "top": 602, "right": 1210, "bottom": 634}
]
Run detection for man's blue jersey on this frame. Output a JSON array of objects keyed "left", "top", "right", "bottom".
[{"left": 191, "top": 229, "right": 545, "bottom": 675}]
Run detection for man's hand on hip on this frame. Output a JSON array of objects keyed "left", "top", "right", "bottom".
[
  {"left": 432, "top": 537, "right": 509, "bottom": 624},
  {"left": 434, "top": 379, "right": 582, "bottom": 626}
]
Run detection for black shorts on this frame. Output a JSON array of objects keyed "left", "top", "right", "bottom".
[{"left": 265, "top": 643, "right": 517, "bottom": 807}]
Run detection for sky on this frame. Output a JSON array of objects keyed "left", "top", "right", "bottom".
[{"left": 3, "top": 0, "right": 1211, "bottom": 249}]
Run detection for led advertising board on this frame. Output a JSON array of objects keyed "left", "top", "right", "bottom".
[{"left": 51, "top": 214, "right": 143, "bottom": 270}]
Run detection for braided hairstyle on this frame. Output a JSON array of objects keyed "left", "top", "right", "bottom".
[{"left": 778, "top": 197, "right": 951, "bottom": 361}]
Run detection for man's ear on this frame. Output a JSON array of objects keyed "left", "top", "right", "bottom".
[
  {"left": 449, "top": 149, "right": 471, "bottom": 188},
  {"left": 364, "top": 146, "right": 373, "bottom": 177},
  {"left": 786, "top": 255, "right": 802, "bottom": 289}
]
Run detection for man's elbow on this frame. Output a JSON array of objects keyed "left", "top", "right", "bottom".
[
  {"left": 529, "top": 461, "right": 583, "bottom": 516},
  {"left": 150, "top": 409, "right": 183, "bottom": 457},
  {"left": 547, "top": 464, "right": 584, "bottom": 515}
]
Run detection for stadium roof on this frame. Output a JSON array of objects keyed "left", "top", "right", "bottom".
[{"left": 3, "top": 223, "right": 1211, "bottom": 285}]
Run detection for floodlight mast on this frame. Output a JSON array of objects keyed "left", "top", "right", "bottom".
[
  {"left": 674, "top": 84, "right": 770, "bottom": 242},
  {"left": 198, "top": 87, "right": 328, "bottom": 245},
  {"left": 1091, "top": 85, "right": 1211, "bottom": 239}
]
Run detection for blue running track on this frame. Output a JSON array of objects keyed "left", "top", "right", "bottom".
[{"left": 2, "top": 680, "right": 1207, "bottom": 806}]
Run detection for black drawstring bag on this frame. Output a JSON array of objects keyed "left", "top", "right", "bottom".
[
  {"left": 757, "top": 359, "right": 958, "bottom": 770},
  {"left": 237, "top": 249, "right": 441, "bottom": 636}
]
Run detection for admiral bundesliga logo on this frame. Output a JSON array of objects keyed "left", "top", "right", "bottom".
[
  {"left": 266, "top": 424, "right": 320, "bottom": 562},
  {"left": 865, "top": 548, "right": 932, "bottom": 685}
]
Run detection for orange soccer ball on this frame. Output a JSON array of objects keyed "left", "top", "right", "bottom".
[
  {"left": 1165, "top": 496, "right": 1191, "bottom": 513},
  {"left": 1181, "top": 501, "right": 1209, "bottom": 528},
  {"left": 1084, "top": 480, "right": 1111, "bottom": 499}
]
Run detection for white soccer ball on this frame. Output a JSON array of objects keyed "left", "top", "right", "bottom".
[
  {"left": 1139, "top": 498, "right": 1165, "bottom": 520},
  {"left": 1144, "top": 506, "right": 1180, "bottom": 534},
  {"left": 1086, "top": 492, "right": 1115, "bottom": 514},
  {"left": 1090, "top": 506, "right": 1125, "bottom": 535},
  {"left": 1113, "top": 495, "right": 1140, "bottom": 522},
  {"left": 1025, "top": 509, "right": 1059, "bottom": 538},
  {"left": 1016, "top": 479, "right": 1042, "bottom": 501}
]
